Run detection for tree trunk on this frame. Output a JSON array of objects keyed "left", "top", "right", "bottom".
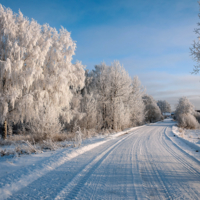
[
  {"left": 8, "top": 122, "right": 12, "bottom": 136},
  {"left": 3, "top": 120, "right": 7, "bottom": 139}
]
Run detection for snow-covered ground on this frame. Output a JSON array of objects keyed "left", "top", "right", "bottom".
[
  {"left": 172, "top": 125, "right": 200, "bottom": 147},
  {"left": 0, "top": 126, "right": 143, "bottom": 199},
  {"left": 171, "top": 124, "right": 200, "bottom": 162},
  {"left": 0, "top": 120, "right": 200, "bottom": 199}
]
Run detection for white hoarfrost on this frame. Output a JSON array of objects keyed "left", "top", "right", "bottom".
[
  {"left": 157, "top": 100, "right": 171, "bottom": 114},
  {"left": 129, "top": 76, "right": 145, "bottom": 126},
  {"left": 0, "top": 5, "right": 85, "bottom": 132},
  {"left": 175, "top": 97, "right": 199, "bottom": 129},
  {"left": 83, "top": 61, "right": 145, "bottom": 131},
  {"left": 190, "top": 1, "right": 200, "bottom": 74},
  {"left": 142, "top": 94, "right": 162, "bottom": 123}
]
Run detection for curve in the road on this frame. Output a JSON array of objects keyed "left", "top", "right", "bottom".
[{"left": 2, "top": 120, "right": 200, "bottom": 200}]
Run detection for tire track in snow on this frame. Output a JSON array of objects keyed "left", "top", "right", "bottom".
[
  {"left": 2, "top": 120, "right": 200, "bottom": 199},
  {"left": 71, "top": 128, "right": 146, "bottom": 200},
  {"left": 156, "top": 127, "right": 198, "bottom": 199},
  {"left": 162, "top": 128, "right": 200, "bottom": 176},
  {"left": 1, "top": 127, "right": 144, "bottom": 200},
  {"left": 55, "top": 130, "right": 138, "bottom": 200},
  {"left": 139, "top": 127, "right": 172, "bottom": 199},
  {"left": 0, "top": 140, "right": 108, "bottom": 200},
  {"left": 161, "top": 127, "right": 200, "bottom": 199},
  {"left": 147, "top": 128, "right": 172, "bottom": 200},
  {"left": 130, "top": 130, "right": 149, "bottom": 200}
]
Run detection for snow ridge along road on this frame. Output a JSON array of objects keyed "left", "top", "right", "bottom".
[
  {"left": 0, "top": 127, "right": 142, "bottom": 199},
  {"left": 1, "top": 119, "right": 200, "bottom": 199}
]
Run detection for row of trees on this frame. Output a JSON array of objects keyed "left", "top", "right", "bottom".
[
  {"left": 0, "top": 4, "right": 85, "bottom": 138},
  {"left": 0, "top": 5, "right": 169, "bottom": 140},
  {"left": 66, "top": 62, "right": 165, "bottom": 133}
]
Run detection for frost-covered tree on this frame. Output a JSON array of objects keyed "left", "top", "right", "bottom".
[
  {"left": 190, "top": 1, "right": 200, "bottom": 74},
  {"left": 129, "top": 76, "right": 145, "bottom": 126},
  {"left": 142, "top": 94, "right": 162, "bottom": 123},
  {"left": 0, "top": 5, "right": 85, "bottom": 136},
  {"left": 83, "top": 62, "right": 147, "bottom": 131},
  {"left": 157, "top": 100, "right": 171, "bottom": 114},
  {"left": 0, "top": 5, "right": 44, "bottom": 125},
  {"left": 89, "top": 63, "right": 110, "bottom": 130},
  {"left": 85, "top": 61, "right": 133, "bottom": 131},
  {"left": 79, "top": 92, "right": 97, "bottom": 130},
  {"left": 175, "top": 97, "right": 195, "bottom": 116},
  {"left": 175, "top": 97, "right": 199, "bottom": 129},
  {"left": 108, "top": 61, "right": 132, "bottom": 130}
]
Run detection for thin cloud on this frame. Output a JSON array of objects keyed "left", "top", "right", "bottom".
[{"left": 138, "top": 71, "right": 200, "bottom": 110}]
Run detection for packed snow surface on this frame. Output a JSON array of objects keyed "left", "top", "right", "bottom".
[{"left": 1, "top": 119, "right": 200, "bottom": 199}]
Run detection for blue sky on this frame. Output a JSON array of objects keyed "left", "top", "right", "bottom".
[{"left": 1, "top": 0, "right": 200, "bottom": 109}]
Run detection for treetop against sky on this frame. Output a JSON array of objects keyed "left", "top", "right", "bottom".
[{"left": 1, "top": 0, "right": 199, "bottom": 109}]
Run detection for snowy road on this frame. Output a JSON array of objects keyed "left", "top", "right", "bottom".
[{"left": 1, "top": 120, "right": 200, "bottom": 199}]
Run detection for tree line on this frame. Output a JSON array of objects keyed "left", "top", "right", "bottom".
[{"left": 0, "top": 5, "right": 172, "bottom": 140}]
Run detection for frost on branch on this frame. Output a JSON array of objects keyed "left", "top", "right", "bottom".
[
  {"left": 175, "top": 97, "right": 199, "bottom": 129},
  {"left": 190, "top": 1, "right": 200, "bottom": 74},
  {"left": 129, "top": 76, "right": 145, "bottom": 126},
  {"left": 0, "top": 4, "right": 85, "bottom": 136},
  {"left": 81, "top": 61, "right": 146, "bottom": 131}
]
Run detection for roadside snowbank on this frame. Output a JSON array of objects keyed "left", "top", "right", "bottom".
[
  {"left": 165, "top": 124, "right": 200, "bottom": 162},
  {"left": 0, "top": 125, "right": 144, "bottom": 199},
  {"left": 172, "top": 126, "right": 200, "bottom": 152}
]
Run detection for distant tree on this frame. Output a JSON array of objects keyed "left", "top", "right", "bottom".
[
  {"left": 157, "top": 100, "right": 171, "bottom": 114},
  {"left": 142, "top": 94, "right": 162, "bottom": 123}
]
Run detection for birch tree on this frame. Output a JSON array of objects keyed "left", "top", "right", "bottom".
[
  {"left": 86, "top": 61, "right": 133, "bottom": 131},
  {"left": 109, "top": 61, "right": 132, "bottom": 130},
  {"left": 90, "top": 63, "right": 110, "bottom": 130},
  {"left": 129, "top": 76, "right": 145, "bottom": 126},
  {"left": 0, "top": 5, "right": 85, "bottom": 137}
]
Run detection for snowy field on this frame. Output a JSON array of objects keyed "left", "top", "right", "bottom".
[{"left": 0, "top": 119, "right": 200, "bottom": 199}]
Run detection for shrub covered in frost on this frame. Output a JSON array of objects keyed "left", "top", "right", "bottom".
[
  {"left": 177, "top": 113, "right": 199, "bottom": 129},
  {"left": 175, "top": 97, "right": 199, "bottom": 129},
  {"left": 194, "top": 111, "right": 200, "bottom": 123}
]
